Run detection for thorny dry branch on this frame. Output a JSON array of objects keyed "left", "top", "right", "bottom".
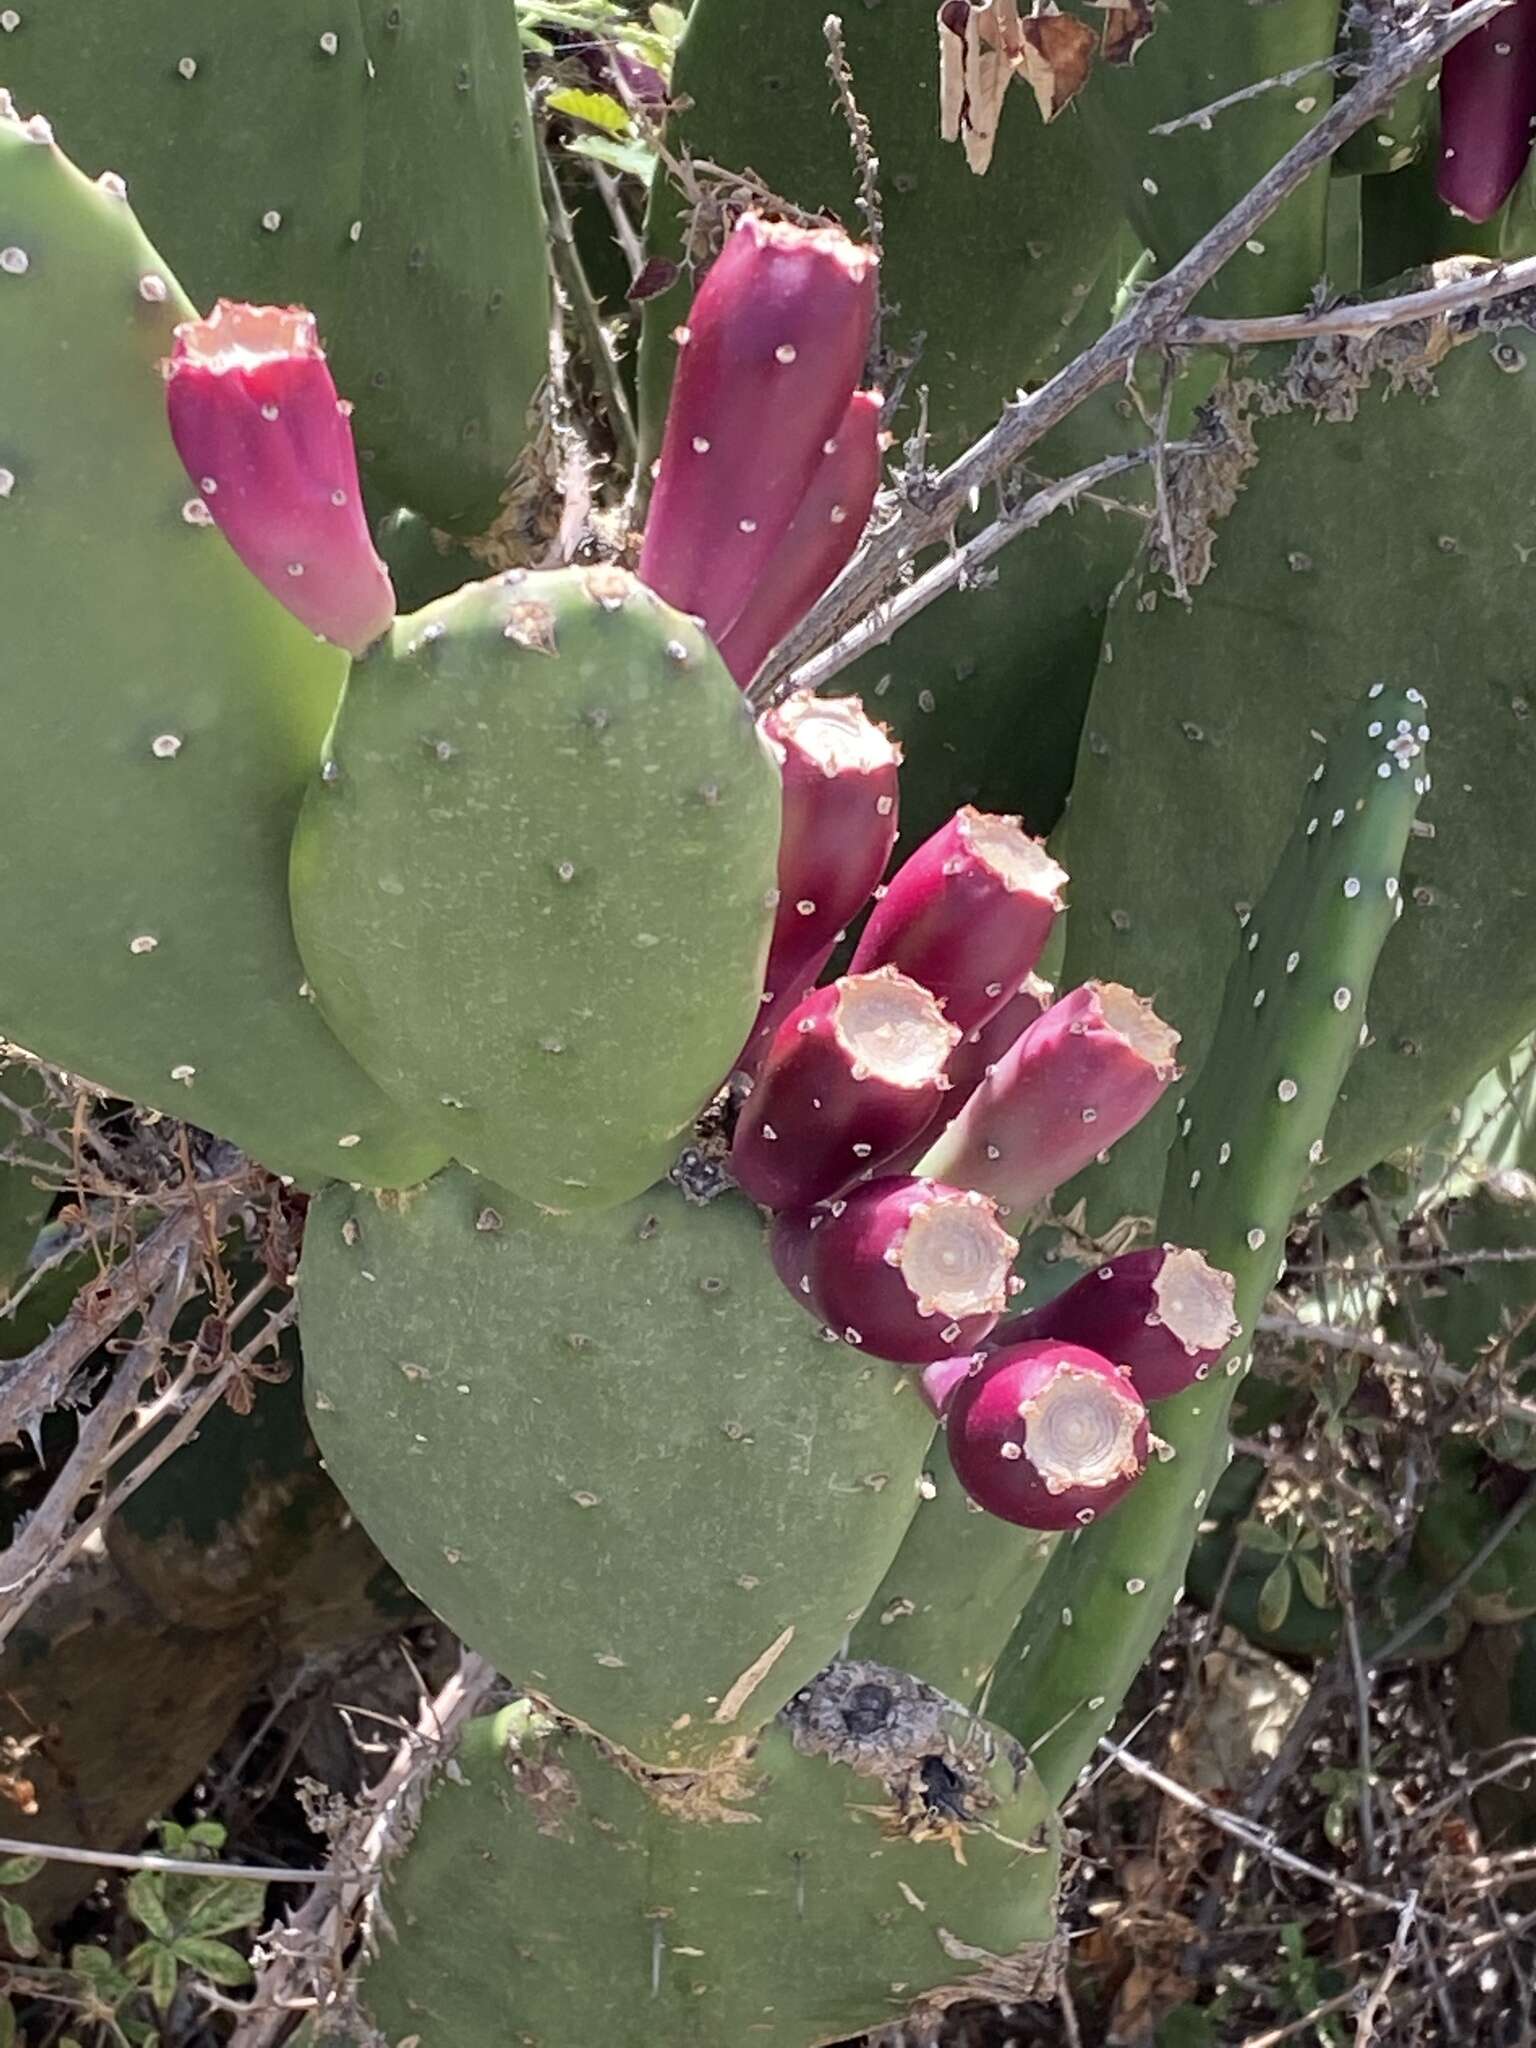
[{"left": 749, "top": 0, "right": 1517, "bottom": 707}]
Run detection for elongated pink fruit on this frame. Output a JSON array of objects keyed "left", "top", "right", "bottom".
[
  {"left": 716, "top": 390, "right": 884, "bottom": 685},
  {"left": 883, "top": 974, "right": 1053, "bottom": 1175},
  {"left": 991, "top": 1245, "right": 1239, "bottom": 1402},
  {"left": 736, "top": 692, "right": 902, "bottom": 1076},
  {"left": 1437, "top": 0, "right": 1536, "bottom": 222},
  {"left": 945, "top": 1340, "right": 1149, "bottom": 1530},
  {"left": 919, "top": 980, "right": 1180, "bottom": 1217},
  {"left": 165, "top": 301, "right": 395, "bottom": 656},
  {"left": 639, "top": 214, "right": 878, "bottom": 654},
  {"left": 850, "top": 808, "right": 1067, "bottom": 1037},
  {"left": 771, "top": 1176, "right": 1019, "bottom": 1363},
  {"left": 730, "top": 968, "right": 959, "bottom": 1209}
]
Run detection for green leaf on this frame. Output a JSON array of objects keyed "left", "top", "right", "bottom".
[
  {"left": 546, "top": 86, "right": 630, "bottom": 135},
  {"left": 148, "top": 1942, "right": 179, "bottom": 2012},
  {"left": 1295, "top": 1552, "right": 1330, "bottom": 1610},
  {"left": 650, "top": 2, "right": 687, "bottom": 42},
  {"left": 1324, "top": 1795, "right": 1349, "bottom": 1848},
  {"left": 1257, "top": 1561, "right": 1294, "bottom": 1634},
  {"left": 71, "top": 1940, "right": 130, "bottom": 1990},
  {"left": 0, "top": 1856, "right": 44, "bottom": 1886},
  {"left": 122, "top": 1939, "right": 159, "bottom": 1985},
  {"left": 178, "top": 1877, "right": 267, "bottom": 1938},
  {"left": 171, "top": 1935, "right": 253, "bottom": 1987},
  {"left": 1, "top": 1898, "right": 38, "bottom": 1960},
  {"left": 126, "top": 1870, "right": 172, "bottom": 1940},
  {"left": 564, "top": 134, "right": 656, "bottom": 180},
  {"left": 0, "top": 1995, "right": 16, "bottom": 2048},
  {"left": 1235, "top": 1518, "right": 1288, "bottom": 1557},
  {"left": 182, "top": 1821, "right": 227, "bottom": 1852}
]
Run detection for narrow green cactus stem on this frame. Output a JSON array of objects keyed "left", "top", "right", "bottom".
[{"left": 985, "top": 686, "right": 1429, "bottom": 1799}]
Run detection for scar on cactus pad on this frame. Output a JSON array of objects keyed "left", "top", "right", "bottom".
[{"left": 164, "top": 300, "right": 395, "bottom": 656}]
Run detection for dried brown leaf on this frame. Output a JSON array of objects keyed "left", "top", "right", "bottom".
[
  {"left": 937, "top": 1, "right": 1015, "bottom": 174},
  {"left": 1014, "top": 4, "right": 1098, "bottom": 122},
  {"left": 1090, "top": 0, "right": 1155, "bottom": 66}
]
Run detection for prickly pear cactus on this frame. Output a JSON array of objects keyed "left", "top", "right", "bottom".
[
  {"left": 299, "top": 1169, "right": 935, "bottom": 1764},
  {"left": 987, "top": 684, "right": 1429, "bottom": 1794},
  {"left": 0, "top": 105, "right": 446, "bottom": 1189},
  {"left": 327, "top": 0, "right": 551, "bottom": 536},
  {"left": 0, "top": 0, "right": 368, "bottom": 315},
  {"left": 1059, "top": 303, "right": 1536, "bottom": 1239},
  {"left": 289, "top": 567, "right": 780, "bottom": 1212},
  {"left": 346, "top": 1679, "right": 1060, "bottom": 2047}
]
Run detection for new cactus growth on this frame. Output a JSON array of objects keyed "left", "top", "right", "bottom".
[
  {"left": 770, "top": 1175, "right": 1019, "bottom": 1363},
  {"left": 741, "top": 690, "right": 901, "bottom": 1071},
  {"left": 638, "top": 213, "right": 878, "bottom": 672},
  {"left": 290, "top": 566, "right": 781, "bottom": 1212},
  {"left": 164, "top": 301, "right": 395, "bottom": 657},
  {"left": 993, "top": 1245, "right": 1240, "bottom": 1402},
  {"left": 920, "top": 980, "right": 1181, "bottom": 1216},
  {"left": 1437, "top": 0, "right": 1536, "bottom": 220},
  {"left": 944, "top": 1340, "right": 1150, "bottom": 1531},
  {"left": 850, "top": 808, "right": 1067, "bottom": 1037},
  {"left": 729, "top": 969, "right": 960, "bottom": 1209}
]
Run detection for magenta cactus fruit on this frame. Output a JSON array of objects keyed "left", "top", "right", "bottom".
[
  {"left": 737, "top": 691, "right": 902, "bottom": 1073},
  {"left": 920, "top": 980, "right": 1181, "bottom": 1217},
  {"left": 1436, "top": 0, "right": 1536, "bottom": 222},
  {"left": 885, "top": 974, "right": 1053, "bottom": 1175},
  {"left": 770, "top": 1176, "right": 1019, "bottom": 1363},
  {"left": 918, "top": 1353, "right": 981, "bottom": 1418},
  {"left": 729, "top": 968, "right": 960, "bottom": 1210},
  {"left": 638, "top": 213, "right": 878, "bottom": 663},
  {"left": 992, "top": 1245, "right": 1239, "bottom": 1402},
  {"left": 716, "top": 390, "right": 885, "bottom": 685},
  {"left": 849, "top": 808, "right": 1067, "bottom": 1037},
  {"left": 945, "top": 1340, "right": 1150, "bottom": 1530},
  {"left": 164, "top": 302, "right": 396, "bottom": 657}
]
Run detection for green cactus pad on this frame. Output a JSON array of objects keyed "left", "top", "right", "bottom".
[
  {"left": 1056, "top": 307, "right": 1536, "bottom": 1240},
  {"left": 0, "top": 0, "right": 368, "bottom": 315},
  {"left": 0, "top": 113, "right": 447, "bottom": 1188},
  {"left": 988, "top": 685, "right": 1427, "bottom": 1796},
  {"left": 1078, "top": 0, "right": 1337, "bottom": 317},
  {"left": 326, "top": 0, "right": 550, "bottom": 535},
  {"left": 300, "top": 1169, "right": 935, "bottom": 1764},
  {"left": 290, "top": 566, "right": 779, "bottom": 1213},
  {"left": 848, "top": 1448, "right": 1057, "bottom": 1705},
  {"left": 349, "top": 1677, "right": 1059, "bottom": 2047}
]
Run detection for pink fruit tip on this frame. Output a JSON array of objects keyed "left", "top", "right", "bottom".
[
  {"left": 165, "top": 299, "right": 395, "bottom": 657},
  {"left": 945, "top": 1339, "right": 1149, "bottom": 1530},
  {"left": 919, "top": 1352, "right": 985, "bottom": 1417}
]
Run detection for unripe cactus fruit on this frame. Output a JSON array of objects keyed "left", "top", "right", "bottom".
[
  {"left": 770, "top": 1176, "right": 1018, "bottom": 1363},
  {"left": 638, "top": 213, "right": 878, "bottom": 658},
  {"left": 164, "top": 301, "right": 395, "bottom": 657},
  {"left": 716, "top": 389, "right": 884, "bottom": 685},
  {"left": 920, "top": 980, "right": 1180, "bottom": 1216},
  {"left": 850, "top": 808, "right": 1067, "bottom": 1036},
  {"left": 740, "top": 691, "right": 901, "bottom": 1072},
  {"left": 730, "top": 969, "right": 959, "bottom": 1209},
  {"left": 945, "top": 1340, "right": 1150, "bottom": 1530},
  {"left": 992, "top": 1245, "right": 1240, "bottom": 1402},
  {"left": 1436, "top": 0, "right": 1536, "bottom": 221}
]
